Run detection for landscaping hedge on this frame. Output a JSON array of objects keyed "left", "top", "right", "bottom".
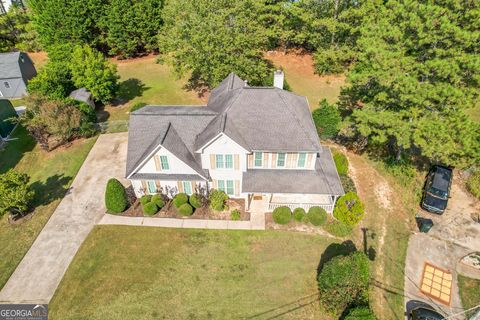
[
  {"left": 272, "top": 206, "right": 292, "bottom": 224},
  {"left": 139, "top": 195, "right": 152, "bottom": 206},
  {"left": 178, "top": 203, "right": 193, "bottom": 216},
  {"left": 333, "top": 151, "right": 349, "bottom": 176},
  {"left": 344, "top": 306, "right": 376, "bottom": 320},
  {"left": 307, "top": 206, "right": 327, "bottom": 226},
  {"left": 151, "top": 194, "right": 164, "bottom": 209},
  {"left": 230, "top": 209, "right": 241, "bottom": 221},
  {"left": 173, "top": 193, "right": 188, "bottom": 208},
  {"left": 324, "top": 220, "right": 353, "bottom": 237},
  {"left": 312, "top": 99, "right": 341, "bottom": 139},
  {"left": 189, "top": 194, "right": 203, "bottom": 209},
  {"left": 334, "top": 192, "right": 365, "bottom": 226},
  {"left": 209, "top": 189, "right": 228, "bottom": 211},
  {"left": 340, "top": 174, "right": 357, "bottom": 193},
  {"left": 293, "top": 208, "right": 305, "bottom": 222},
  {"left": 142, "top": 202, "right": 158, "bottom": 216},
  {"left": 105, "top": 178, "right": 128, "bottom": 213}
]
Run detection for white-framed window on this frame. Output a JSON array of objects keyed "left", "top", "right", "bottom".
[
  {"left": 254, "top": 152, "right": 263, "bottom": 167},
  {"left": 217, "top": 180, "right": 234, "bottom": 195},
  {"left": 277, "top": 153, "right": 286, "bottom": 167},
  {"left": 215, "top": 154, "right": 233, "bottom": 169},
  {"left": 160, "top": 155, "right": 169, "bottom": 170},
  {"left": 216, "top": 154, "right": 224, "bottom": 168},
  {"left": 297, "top": 153, "right": 307, "bottom": 168},
  {"left": 225, "top": 154, "right": 233, "bottom": 169},
  {"left": 3, "top": 81, "right": 10, "bottom": 89},
  {"left": 183, "top": 181, "right": 192, "bottom": 195},
  {"left": 147, "top": 180, "right": 157, "bottom": 194}
]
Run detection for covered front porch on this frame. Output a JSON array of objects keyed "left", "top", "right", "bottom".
[{"left": 246, "top": 193, "right": 337, "bottom": 213}]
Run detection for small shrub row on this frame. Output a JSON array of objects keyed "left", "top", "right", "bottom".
[
  {"left": 273, "top": 206, "right": 328, "bottom": 226},
  {"left": 140, "top": 194, "right": 165, "bottom": 216}
]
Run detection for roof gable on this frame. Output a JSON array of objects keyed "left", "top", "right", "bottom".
[{"left": 0, "top": 52, "right": 22, "bottom": 78}]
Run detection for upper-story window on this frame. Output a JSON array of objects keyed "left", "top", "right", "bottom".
[
  {"left": 277, "top": 153, "right": 286, "bottom": 167},
  {"left": 297, "top": 152, "right": 306, "bottom": 168},
  {"left": 215, "top": 154, "right": 233, "bottom": 169},
  {"left": 254, "top": 152, "right": 263, "bottom": 167},
  {"left": 160, "top": 155, "right": 169, "bottom": 170}
]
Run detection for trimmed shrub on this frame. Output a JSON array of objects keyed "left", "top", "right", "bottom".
[
  {"left": 272, "top": 206, "right": 292, "bottom": 224},
  {"left": 209, "top": 189, "right": 228, "bottom": 211},
  {"left": 340, "top": 175, "right": 357, "bottom": 193},
  {"left": 334, "top": 192, "right": 365, "bottom": 226},
  {"left": 139, "top": 195, "right": 152, "bottom": 206},
  {"left": 173, "top": 193, "right": 188, "bottom": 208},
  {"left": 142, "top": 202, "right": 158, "bottom": 216},
  {"left": 307, "top": 206, "right": 327, "bottom": 226},
  {"left": 293, "top": 208, "right": 306, "bottom": 222},
  {"left": 333, "top": 151, "right": 348, "bottom": 176},
  {"left": 230, "top": 209, "right": 241, "bottom": 221},
  {"left": 317, "top": 252, "right": 369, "bottom": 315},
  {"left": 189, "top": 193, "right": 204, "bottom": 209},
  {"left": 105, "top": 178, "right": 128, "bottom": 213},
  {"left": 151, "top": 194, "right": 165, "bottom": 209},
  {"left": 467, "top": 170, "right": 480, "bottom": 199},
  {"left": 178, "top": 203, "right": 193, "bottom": 216},
  {"left": 344, "top": 306, "right": 376, "bottom": 320},
  {"left": 312, "top": 99, "right": 341, "bottom": 139},
  {"left": 324, "top": 220, "right": 353, "bottom": 237},
  {"left": 130, "top": 102, "right": 147, "bottom": 113}
]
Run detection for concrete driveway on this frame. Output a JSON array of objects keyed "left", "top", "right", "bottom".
[
  {"left": 404, "top": 174, "right": 480, "bottom": 319},
  {"left": 0, "top": 133, "right": 128, "bottom": 304}
]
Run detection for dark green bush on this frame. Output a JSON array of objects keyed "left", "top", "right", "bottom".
[
  {"left": 307, "top": 206, "right": 327, "bottom": 226},
  {"left": 293, "top": 208, "right": 306, "bottom": 222},
  {"left": 324, "top": 220, "right": 353, "bottom": 237},
  {"left": 178, "top": 203, "right": 193, "bottom": 216},
  {"left": 272, "top": 206, "right": 292, "bottom": 224},
  {"left": 139, "top": 195, "right": 152, "bottom": 206},
  {"left": 312, "top": 99, "right": 341, "bottom": 139},
  {"left": 173, "top": 193, "right": 188, "bottom": 208},
  {"left": 334, "top": 192, "right": 365, "bottom": 226},
  {"left": 340, "top": 175, "right": 357, "bottom": 193},
  {"left": 317, "top": 252, "right": 369, "bottom": 315},
  {"left": 333, "top": 151, "right": 348, "bottom": 176},
  {"left": 209, "top": 189, "right": 228, "bottom": 211},
  {"left": 344, "top": 306, "right": 376, "bottom": 320},
  {"left": 151, "top": 194, "right": 164, "bottom": 209},
  {"left": 189, "top": 193, "right": 204, "bottom": 209},
  {"left": 142, "top": 202, "right": 158, "bottom": 216},
  {"left": 105, "top": 178, "right": 128, "bottom": 213},
  {"left": 230, "top": 209, "right": 241, "bottom": 221},
  {"left": 467, "top": 170, "right": 480, "bottom": 199},
  {"left": 130, "top": 102, "right": 147, "bottom": 113}
]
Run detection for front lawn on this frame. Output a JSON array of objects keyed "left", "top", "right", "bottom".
[
  {"left": 0, "top": 126, "right": 97, "bottom": 288},
  {"left": 50, "top": 226, "right": 339, "bottom": 319},
  {"left": 458, "top": 275, "right": 480, "bottom": 314}
]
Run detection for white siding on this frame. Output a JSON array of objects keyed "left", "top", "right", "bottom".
[
  {"left": 131, "top": 179, "right": 207, "bottom": 198},
  {"left": 138, "top": 147, "right": 199, "bottom": 175}
]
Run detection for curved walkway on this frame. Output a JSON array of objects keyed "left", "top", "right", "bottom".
[{"left": 0, "top": 133, "right": 129, "bottom": 304}]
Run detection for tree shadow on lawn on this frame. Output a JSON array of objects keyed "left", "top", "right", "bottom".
[
  {"left": 30, "top": 174, "right": 72, "bottom": 207},
  {"left": 317, "top": 240, "right": 357, "bottom": 276},
  {"left": 0, "top": 126, "right": 36, "bottom": 174},
  {"left": 111, "top": 78, "right": 149, "bottom": 106}
]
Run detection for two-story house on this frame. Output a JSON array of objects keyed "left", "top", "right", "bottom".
[{"left": 125, "top": 72, "right": 344, "bottom": 213}]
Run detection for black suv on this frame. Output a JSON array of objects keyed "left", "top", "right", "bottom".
[
  {"left": 410, "top": 306, "right": 445, "bottom": 320},
  {"left": 421, "top": 166, "right": 452, "bottom": 214}
]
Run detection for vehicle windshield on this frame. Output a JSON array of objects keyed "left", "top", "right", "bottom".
[{"left": 427, "top": 187, "right": 448, "bottom": 200}]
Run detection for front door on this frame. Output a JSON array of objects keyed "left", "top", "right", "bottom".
[{"left": 253, "top": 193, "right": 263, "bottom": 200}]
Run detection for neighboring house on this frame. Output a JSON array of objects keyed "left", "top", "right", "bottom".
[
  {"left": 0, "top": 99, "right": 18, "bottom": 142},
  {"left": 69, "top": 88, "right": 95, "bottom": 109},
  {"left": 0, "top": 52, "right": 37, "bottom": 99},
  {"left": 126, "top": 72, "right": 344, "bottom": 213}
]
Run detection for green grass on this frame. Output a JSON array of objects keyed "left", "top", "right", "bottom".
[
  {"left": 458, "top": 275, "right": 480, "bottom": 314},
  {"left": 466, "top": 102, "right": 480, "bottom": 123},
  {"left": 50, "top": 226, "right": 339, "bottom": 320},
  {"left": 0, "top": 126, "right": 97, "bottom": 288}
]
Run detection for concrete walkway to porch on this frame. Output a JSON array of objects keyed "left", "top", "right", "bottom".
[{"left": 98, "top": 210, "right": 265, "bottom": 230}]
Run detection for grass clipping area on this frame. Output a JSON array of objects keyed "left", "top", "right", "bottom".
[
  {"left": 0, "top": 126, "right": 97, "bottom": 288},
  {"left": 50, "top": 227, "right": 338, "bottom": 320}
]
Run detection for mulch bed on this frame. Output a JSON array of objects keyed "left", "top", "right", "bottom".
[{"left": 122, "top": 197, "right": 249, "bottom": 221}]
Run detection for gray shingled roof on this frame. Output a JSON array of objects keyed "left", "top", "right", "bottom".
[
  {"left": 0, "top": 52, "right": 22, "bottom": 78},
  {"left": 242, "top": 147, "right": 344, "bottom": 195},
  {"left": 126, "top": 106, "right": 216, "bottom": 178}
]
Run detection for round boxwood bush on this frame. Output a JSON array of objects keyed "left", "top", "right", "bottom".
[
  {"left": 139, "top": 195, "right": 152, "bottom": 206},
  {"left": 333, "top": 151, "right": 349, "bottom": 176},
  {"left": 230, "top": 209, "right": 241, "bottom": 221},
  {"left": 334, "top": 192, "right": 365, "bottom": 226},
  {"left": 293, "top": 208, "right": 306, "bottom": 222},
  {"left": 105, "top": 178, "right": 128, "bottom": 213},
  {"left": 344, "top": 306, "right": 376, "bottom": 320},
  {"left": 307, "top": 206, "right": 327, "bottom": 226},
  {"left": 172, "top": 193, "right": 188, "bottom": 208},
  {"left": 189, "top": 193, "right": 204, "bottom": 209},
  {"left": 178, "top": 203, "right": 193, "bottom": 216},
  {"left": 142, "top": 202, "right": 158, "bottom": 216},
  {"left": 151, "top": 194, "right": 164, "bottom": 209},
  {"left": 272, "top": 206, "right": 292, "bottom": 224}
]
